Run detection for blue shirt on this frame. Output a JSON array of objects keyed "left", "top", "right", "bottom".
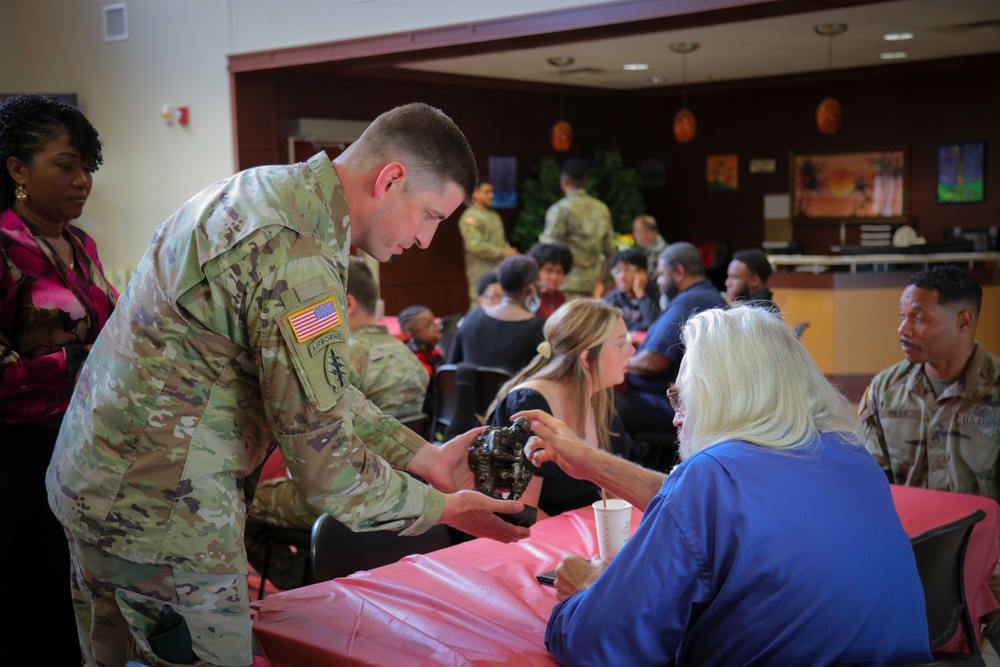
[
  {"left": 627, "top": 279, "right": 727, "bottom": 410},
  {"left": 546, "top": 432, "right": 931, "bottom": 667}
]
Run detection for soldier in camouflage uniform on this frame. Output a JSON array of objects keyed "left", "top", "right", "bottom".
[
  {"left": 244, "top": 257, "right": 431, "bottom": 589},
  {"left": 459, "top": 180, "right": 517, "bottom": 306},
  {"left": 632, "top": 214, "right": 667, "bottom": 285},
  {"left": 540, "top": 159, "right": 615, "bottom": 300},
  {"left": 858, "top": 265, "right": 999, "bottom": 652},
  {"left": 46, "top": 103, "right": 527, "bottom": 667}
]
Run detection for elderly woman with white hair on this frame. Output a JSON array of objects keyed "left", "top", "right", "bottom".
[{"left": 515, "top": 306, "right": 931, "bottom": 667}]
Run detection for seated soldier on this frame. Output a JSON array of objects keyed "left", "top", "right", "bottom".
[
  {"left": 245, "top": 258, "right": 430, "bottom": 590},
  {"left": 859, "top": 264, "right": 999, "bottom": 652},
  {"left": 602, "top": 248, "right": 661, "bottom": 332}
]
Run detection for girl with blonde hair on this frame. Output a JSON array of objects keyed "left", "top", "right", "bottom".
[{"left": 487, "top": 298, "right": 636, "bottom": 518}]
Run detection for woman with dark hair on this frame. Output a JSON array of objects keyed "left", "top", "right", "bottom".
[
  {"left": 448, "top": 254, "right": 546, "bottom": 374},
  {"left": 1, "top": 93, "right": 118, "bottom": 664}
]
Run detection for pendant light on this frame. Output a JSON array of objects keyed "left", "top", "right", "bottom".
[
  {"left": 815, "top": 23, "right": 847, "bottom": 134},
  {"left": 670, "top": 42, "right": 699, "bottom": 143},
  {"left": 548, "top": 56, "right": 575, "bottom": 152}
]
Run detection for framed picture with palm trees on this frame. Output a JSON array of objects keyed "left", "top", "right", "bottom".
[{"left": 790, "top": 146, "right": 909, "bottom": 224}]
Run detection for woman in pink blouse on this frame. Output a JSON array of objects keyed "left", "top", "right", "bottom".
[{"left": 1, "top": 94, "right": 118, "bottom": 663}]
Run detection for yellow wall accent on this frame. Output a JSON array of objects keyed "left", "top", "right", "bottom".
[{"left": 774, "top": 283, "right": 999, "bottom": 377}]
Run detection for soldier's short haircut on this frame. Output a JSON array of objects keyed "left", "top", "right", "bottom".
[
  {"left": 732, "top": 249, "right": 773, "bottom": 282},
  {"left": 497, "top": 254, "right": 540, "bottom": 294},
  {"left": 610, "top": 248, "right": 648, "bottom": 271},
  {"left": 659, "top": 241, "right": 706, "bottom": 278},
  {"left": 346, "top": 257, "right": 379, "bottom": 314},
  {"left": 476, "top": 272, "right": 499, "bottom": 297},
  {"left": 906, "top": 265, "right": 982, "bottom": 318},
  {"left": 634, "top": 215, "right": 658, "bottom": 232},
  {"left": 344, "top": 102, "right": 477, "bottom": 200},
  {"left": 528, "top": 242, "right": 574, "bottom": 274},
  {"left": 561, "top": 158, "right": 588, "bottom": 186},
  {"left": 398, "top": 305, "right": 432, "bottom": 336}
]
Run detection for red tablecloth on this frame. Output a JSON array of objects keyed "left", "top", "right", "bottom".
[
  {"left": 252, "top": 487, "right": 999, "bottom": 665},
  {"left": 890, "top": 485, "right": 1000, "bottom": 652}
]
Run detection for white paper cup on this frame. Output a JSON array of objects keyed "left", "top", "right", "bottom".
[
  {"left": 375, "top": 298, "right": 385, "bottom": 321},
  {"left": 593, "top": 498, "right": 632, "bottom": 561}
]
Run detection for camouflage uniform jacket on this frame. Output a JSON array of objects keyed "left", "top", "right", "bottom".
[
  {"left": 46, "top": 152, "right": 444, "bottom": 575},
  {"left": 347, "top": 324, "right": 429, "bottom": 419},
  {"left": 859, "top": 343, "right": 999, "bottom": 503},
  {"left": 459, "top": 206, "right": 511, "bottom": 304},
  {"left": 541, "top": 189, "right": 615, "bottom": 296}
]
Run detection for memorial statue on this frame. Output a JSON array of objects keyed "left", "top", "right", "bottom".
[{"left": 467, "top": 416, "right": 537, "bottom": 526}]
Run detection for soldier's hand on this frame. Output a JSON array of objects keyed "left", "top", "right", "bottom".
[
  {"left": 410, "top": 426, "right": 484, "bottom": 493},
  {"left": 438, "top": 490, "right": 529, "bottom": 543}
]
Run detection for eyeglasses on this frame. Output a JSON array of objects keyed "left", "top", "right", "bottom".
[{"left": 666, "top": 385, "right": 683, "bottom": 414}]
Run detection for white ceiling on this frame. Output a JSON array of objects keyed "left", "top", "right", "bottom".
[{"left": 399, "top": 0, "right": 1000, "bottom": 91}]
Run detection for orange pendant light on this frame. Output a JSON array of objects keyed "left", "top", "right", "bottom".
[
  {"left": 548, "top": 56, "right": 575, "bottom": 152},
  {"left": 815, "top": 24, "right": 847, "bottom": 134},
  {"left": 670, "top": 42, "right": 699, "bottom": 143}
]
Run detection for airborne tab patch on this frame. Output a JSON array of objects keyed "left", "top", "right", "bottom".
[{"left": 287, "top": 297, "right": 341, "bottom": 343}]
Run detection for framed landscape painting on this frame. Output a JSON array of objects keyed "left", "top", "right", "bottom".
[
  {"left": 790, "top": 146, "right": 909, "bottom": 224},
  {"left": 937, "top": 142, "right": 985, "bottom": 203}
]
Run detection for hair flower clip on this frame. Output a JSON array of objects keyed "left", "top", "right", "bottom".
[{"left": 536, "top": 340, "right": 552, "bottom": 359}]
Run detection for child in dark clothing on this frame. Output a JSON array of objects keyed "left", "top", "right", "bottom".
[
  {"left": 399, "top": 304, "right": 445, "bottom": 416},
  {"left": 602, "top": 248, "right": 661, "bottom": 331}
]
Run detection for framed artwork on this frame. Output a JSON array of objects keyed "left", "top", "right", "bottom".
[
  {"left": 790, "top": 146, "right": 909, "bottom": 223},
  {"left": 707, "top": 154, "right": 738, "bottom": 191},
  {"left": 937, "top": 142, "right": 985, "bottom": 203},
  {"left": 488, "top": 156, "right": 518, "bottom": 209}
]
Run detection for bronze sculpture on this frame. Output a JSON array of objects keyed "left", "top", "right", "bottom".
[{"left": 467, "top": 416, "right": 537, "bottom": 526}]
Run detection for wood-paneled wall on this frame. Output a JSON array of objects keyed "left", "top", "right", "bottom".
[{"left": 231, "top": 54, "right": 999, "bottom": 316}]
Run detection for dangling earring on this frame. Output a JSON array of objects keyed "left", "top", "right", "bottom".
[{"left": 15, "top": 184, "right": 27, "bottom": 201}]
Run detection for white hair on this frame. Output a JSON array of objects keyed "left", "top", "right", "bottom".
[{"left": 675, "top": 305, "right": 858, "bottom": 458}]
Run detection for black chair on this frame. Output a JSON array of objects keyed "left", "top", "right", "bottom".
[
  {"left": 430, "top": 363, "right": 512, "bottom": 441},
  {"left": 905, "top": 509, "right": 987, "bottom": 667},
  {"left": 255, "top": 527, "right": 313, "bottom": 599},
  {"left": 310, "top": 512, "right": 453, "bottom": 582}
]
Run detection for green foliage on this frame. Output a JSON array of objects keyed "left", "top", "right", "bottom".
[{"left": 512, "top": 151, "right": 644, "bottom": 250}]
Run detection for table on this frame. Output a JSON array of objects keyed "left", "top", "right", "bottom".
[{"left": 252, "top": 487, "right": 999, "bottom": 665}]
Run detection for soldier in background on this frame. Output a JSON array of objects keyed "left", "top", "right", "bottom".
[
  {"left": 46, "top": 103, "right": 527, "bottom": 667},
  {"left": 632, "top": 214, "right": 667, "bottom": 284},
  {"left": 459, "top": 180, "right": 517, "bottom": 307},
  {"left": 245, "top": 257, "right": 431, "bottom": 590},
  {"left": 858, "top": 264, "right": 998, "bottom": 652},
  {"left": 540, "top": 159, "right": 615, "bottom": 300}
]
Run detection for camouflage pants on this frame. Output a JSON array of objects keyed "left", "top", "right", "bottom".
[{"left": 66, "top": 531, "right": 253, "bottom": 667}]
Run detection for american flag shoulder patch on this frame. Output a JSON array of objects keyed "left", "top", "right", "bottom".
[{"left": 287, "top": 297, "right": 342, "bottom": 343}]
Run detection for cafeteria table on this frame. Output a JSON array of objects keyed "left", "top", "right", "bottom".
[{"left": 252, "top": 486, "right": 999, "bottom": 666}]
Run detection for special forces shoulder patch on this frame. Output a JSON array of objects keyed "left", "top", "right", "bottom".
[
  {"left": 326, "top": 347, "right": 350, "bottom": 391},
  {"left": 288, "top": 297, "right": 341, "bottom": 342}
]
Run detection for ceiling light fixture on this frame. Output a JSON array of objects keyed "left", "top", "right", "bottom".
[
  {"left": 548, "top": 56, "right": 575, "bottom": 152},
  {"left": 622, "top": 63, "right": 649, "bottom": 71},
  {"left": 882, "top": 32, "right": 914, "bottom": 41},
  {"left": 879, "top": 51, "right": 908, "bottom": 60},
  {"left": 815, "top": 23, "right": 847, "bottom": 135},
  {"left": 670, "top": 41, "right": 699, "bottom": 143}
]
